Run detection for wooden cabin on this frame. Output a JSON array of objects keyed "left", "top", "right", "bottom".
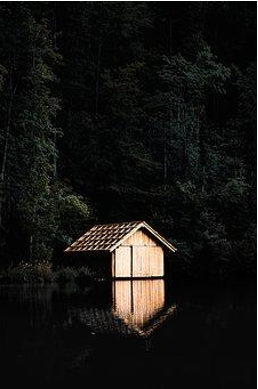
[{"left": 64, "top": 221, "right": 177, "bottom": 278}]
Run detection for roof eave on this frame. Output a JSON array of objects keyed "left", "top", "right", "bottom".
[{"left": 64, "top": 248, "right": 110, "bottom": 253}]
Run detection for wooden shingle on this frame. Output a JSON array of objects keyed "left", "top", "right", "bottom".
[{"left": 65, "top": 221, "right": 177, "bottom": 253}]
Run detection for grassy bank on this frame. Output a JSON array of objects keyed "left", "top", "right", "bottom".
[{"left": 0, "top": 261, "right": 97, "bottom": 285}]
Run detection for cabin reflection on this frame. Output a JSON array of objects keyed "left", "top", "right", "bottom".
[
  {"left": 113, "top": 280, "right": 165, "bottom": 332},
  {"left": 70, "top": 279, "right": 176, "bottom": 337}
]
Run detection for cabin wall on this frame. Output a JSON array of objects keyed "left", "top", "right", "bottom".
[
  {"left": 65, "top": 251, "right": 112, "bottom": 277},
  {"left": 132, "top": 246, "right": 164, "bottom": 277},
  {"left": 112, "top": 246, "right": 131, "bottom": 278},
  {"left": 112, "top": 229, "right": 164, "bottom": 278},
  {"left": 122, "top": 229, "right": 158, "bottom": 246}
]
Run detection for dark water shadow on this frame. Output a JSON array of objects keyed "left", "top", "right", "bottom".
[{"left": 0, "top": 278, "right": 256, "bottom": 389}]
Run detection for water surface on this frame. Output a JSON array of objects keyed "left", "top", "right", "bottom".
[{"left": 0, "top": 279, "right": 255, "bottom": 388}]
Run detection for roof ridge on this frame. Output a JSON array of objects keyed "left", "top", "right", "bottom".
[
  {"left": 92, "top": 220, "right": 143, "bottom": 226},
  {"left": 95, "top": 220, "right": 144, "bottom": 225}
]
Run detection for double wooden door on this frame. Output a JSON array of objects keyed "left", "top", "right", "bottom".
[{"left": 113, "top": 245, "right": 164, "bottom": 278}]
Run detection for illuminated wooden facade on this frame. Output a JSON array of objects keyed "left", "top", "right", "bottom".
[
  {"left": 112, "top": 230, "right": 165, "bottom": 277},
  {"left": 65, "top": 221, "right": 177, "bottom": 278}
]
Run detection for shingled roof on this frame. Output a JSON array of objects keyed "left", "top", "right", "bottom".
[{"left": 64, "top": 221, "right": 177, "bottom": 253}]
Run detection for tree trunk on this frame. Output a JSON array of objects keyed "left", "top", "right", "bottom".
[
  {"left": 95, "top": 42, "right": 102, "bottom": 115},
  {"left": 1, "top": 98, "right": 13, "bottom": 182},
  {"left": 163, "top": 126, "right": 168, "bottom": 184},
  {"left": 168, "top": 16, "right": 172, "bottom": 57},
  {"left": 0, "top": 86, "right": 15, "bottom": 233},
  {"left": 29, "top": 235, "right": 33, "bottom": 261},
  {"left": 53, "top": 128, "right": 57, "bottom": 181}
]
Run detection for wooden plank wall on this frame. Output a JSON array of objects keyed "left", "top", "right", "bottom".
[
  {"left": 122, "top": 229, "right": 158, "bottom": 246},
  {"left": 112, "top": 246, "right": 131, "bottom": 277},
  {"left": 133, "top": 246, "right": 164, "bottom": 277},
  {"left": 112, "top": 228, "right": 164, "bottom": 278}
]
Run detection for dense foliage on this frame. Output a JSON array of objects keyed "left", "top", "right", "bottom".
[{"left": 0, "top": 2, "right": 256, "bottom": 277}]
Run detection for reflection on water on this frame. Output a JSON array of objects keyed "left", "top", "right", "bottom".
[
  {"left": 113, "top": 280, "right": 165, "bottom": 326},
  {"left": 0, "top": 281, "right": 176, "bottom": 337},
  {"left": 0, "top": 279, "right": 256, "bottom": 389},
  {"left": 70, "top": 279, "right": 176, "bottom": 337},
  {"left": 112, "top": 280, "right": 176, "bottom": 336}
]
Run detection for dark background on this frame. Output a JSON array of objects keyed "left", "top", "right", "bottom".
[{"left": 0, "top": 2, "right": 256, "bottom": 278}]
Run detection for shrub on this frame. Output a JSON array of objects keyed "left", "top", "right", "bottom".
[
  {"left": 4, "top": 261, "right": 54, "bottom": 284},
  {"left": 0, "top": 263, "right": 96, "bottom": 285},
  {"left": 74, "top": 267, "right": 95, "bottom": 285},
  {"left": 34, "top": 260, "right": 54, "bottom": 283},
  {"left": 55, "top": 267, "right": 76, "bottom": 284}
]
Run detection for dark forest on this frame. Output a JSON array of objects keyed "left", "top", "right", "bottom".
[{"left": 0, "top": 2, "right": 256, "bottom": 278}]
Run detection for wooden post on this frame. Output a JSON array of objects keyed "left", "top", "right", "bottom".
[
  {"left": 130, "top": 245, "right": 133, "bottom": 278},
  {"left": 112, "top": 251, "right": 116, "bottom": 278},
  {"left": 130, "top": 279, "right": 134, "bottom": 314}
]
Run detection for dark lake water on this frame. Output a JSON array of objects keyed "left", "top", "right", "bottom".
[{"left": 0, "top": 278, "right": 256, "bottom": 389}]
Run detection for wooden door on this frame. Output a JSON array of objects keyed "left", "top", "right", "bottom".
[
  {"left": 114, "top": 246, "right": 131, "bottom": 277},
  {"left": 132, "top": 246, "right": 164, "bottom": 277}
]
